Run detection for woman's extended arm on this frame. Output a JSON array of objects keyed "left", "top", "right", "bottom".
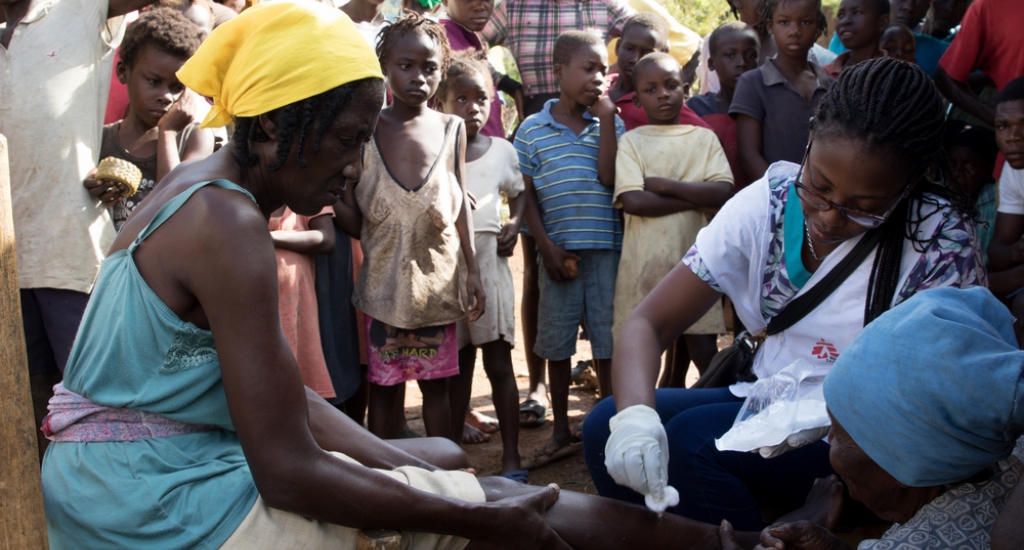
[
  {"left": 183, "top": 194, "right": 561, "bottom": 547},
  {"left": 613, "top": 263, "right": 722, "bottom": 411}
]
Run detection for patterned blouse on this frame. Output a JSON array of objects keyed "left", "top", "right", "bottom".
[
  {"left": 857, "top": 458, "right": 1021, "bottom": 550},
  {"left": 683, "top": 171, "right": 987, "bottom": 322}
]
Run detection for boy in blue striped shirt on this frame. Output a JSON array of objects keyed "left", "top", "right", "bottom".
[{"left": 515, "top": 29, "right": 625, "bottom": 456}]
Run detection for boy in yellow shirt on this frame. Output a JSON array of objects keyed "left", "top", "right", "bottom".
[{"left": 612, "top": 52, "right": 733, "bottom": 384}]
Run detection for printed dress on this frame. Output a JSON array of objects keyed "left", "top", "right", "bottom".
[{"left": 353, "top": 116, "right": 466, "bottom": 386}]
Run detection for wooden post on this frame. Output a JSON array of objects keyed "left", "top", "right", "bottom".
[{"left": 0, "top": 135, "right": 49, "bottom": 549}]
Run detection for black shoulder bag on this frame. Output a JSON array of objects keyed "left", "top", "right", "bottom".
[{"left": 691, "top": 227, "right": 883, "bottom": 389}]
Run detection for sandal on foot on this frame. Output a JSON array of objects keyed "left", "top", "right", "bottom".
[
  {"left": 501, "top": 469, "right": 529, "bottom": 484},
  {"left": 518, "top": 399, "right": 548, "bottom": 428}
]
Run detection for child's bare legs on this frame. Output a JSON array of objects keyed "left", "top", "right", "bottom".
[
  {"left": 593, "top": 358, "right": 612, "bottom": 399},
  {"left": 392, "top": 384, "right": 417, "bottom": 437},
  {"left": 368, "top": 382, "right": 401, "bottom": 438},
  {"left": 544, "top": 358, "right": 574, "bottom": 455},
  {"left": 418, "top": 378, "right": 452, "bottom": 439},
  {"left": 520, "top": 235, "right": 548, "bottom": 424},
  {"left": 466, "top": 476, "right": 761, "bottom": 550},
  {"left": 481, "top": 340, "right": 522, "bottom": 473},
  {"left": 450, "top": 345, "right": 487, "bottom": 444},
  {"left": 335, "top": 365, "right": 369, "bottom": 426},
  {"left": 659, "top": 337, "right": 689, "bottom": 388}
]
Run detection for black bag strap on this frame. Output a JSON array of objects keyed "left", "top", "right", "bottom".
[{"left": 764, "top": 228, "right": 883, "bottom": 336}]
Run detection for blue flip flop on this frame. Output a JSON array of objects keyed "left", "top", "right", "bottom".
[{"left": 501, "top": 469, "right": 529, "bottom": 484}]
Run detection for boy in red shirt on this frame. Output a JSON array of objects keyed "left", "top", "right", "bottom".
[
  {"left": 607, "top": 13, "right": 710, "bottom": 131},
  {"left": 686, "top": 21, "right": 759, "bottom": 191}
]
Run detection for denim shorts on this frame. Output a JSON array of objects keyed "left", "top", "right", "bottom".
[{"left": 535, "top": 248, "right": 619, "bottom": 361}]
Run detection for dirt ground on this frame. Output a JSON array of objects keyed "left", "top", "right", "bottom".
[{"left": 398, "top": 242, "right": 700, "bottom": 490}]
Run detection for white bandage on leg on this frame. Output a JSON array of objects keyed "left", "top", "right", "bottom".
[{"left": 604, "top": 404, "right": 680, "bottom": 512}]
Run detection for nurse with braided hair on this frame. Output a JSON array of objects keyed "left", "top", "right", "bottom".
[{"left": 585, "top": 57, "right": 987, "bottom": 530}]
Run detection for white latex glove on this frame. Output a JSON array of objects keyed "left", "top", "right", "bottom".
[
  {"left": 604, "top": 404, "right": 680, "bottom": 512},
  {"left": 757, "top": 426, "right": 830, "bottom": 459}
]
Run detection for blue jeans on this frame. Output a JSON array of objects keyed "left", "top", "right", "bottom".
[{"left": 582, "top": 388, "right": 835, "bottom": 531}]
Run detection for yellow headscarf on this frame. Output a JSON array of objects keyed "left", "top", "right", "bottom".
[{"left": 177, "top": 0, "right": 384, "bottom": 129}]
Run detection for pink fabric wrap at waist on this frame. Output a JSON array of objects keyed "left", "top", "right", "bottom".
[{"left": 42, "top": 382, "right": 218, "bottom": 443}]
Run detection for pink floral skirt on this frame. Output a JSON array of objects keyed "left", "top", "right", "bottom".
[{"left": 365, "top": 315, "right": 459, "bottom": 386}]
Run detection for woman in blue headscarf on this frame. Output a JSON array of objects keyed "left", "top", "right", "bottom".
[{"left": 732, "top": 287, "right": 1024, "bottom": 550}]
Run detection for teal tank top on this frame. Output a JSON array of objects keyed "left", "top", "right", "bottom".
[{"left": 41, "top": 181, "right": 261, "bottom": 550}]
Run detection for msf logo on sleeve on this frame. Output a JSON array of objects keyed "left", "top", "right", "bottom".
[{"left": 811, "top": 339, "right": 839, "bottom": 362}]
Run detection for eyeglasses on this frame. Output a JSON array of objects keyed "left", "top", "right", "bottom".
[{"left": 793, "top": 139, "right": 911, "bottom": 229}]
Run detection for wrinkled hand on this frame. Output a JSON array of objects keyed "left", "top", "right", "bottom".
[
  {"left": 756, "top": 521, "right": 849, "bottom": 550},
  {"left": 539, "top": 242, "right": 579, "bottom": 282},
  {"left": 465, "top": 270, "right": 486, "bottom": 322},
  {"left": 83, "top": 167, "right": 123, "bottom": 207},
  {"left": 157, "top": 90, "right": 201, "bottom": 134},
  {"left": 496, "top": 222, "right": 520, "bottom": 257},
  {"left": 757, "top": 426, "right": 830, "bottom": 459},
  {"left": 604, "top": 405, "right": 679, "bottom": 512},
  {"left": 589, "top": 95, "right": 618, "bottom": 119},
  {"left": 474, "top": 484, "right": 571, "bottom": 550}
]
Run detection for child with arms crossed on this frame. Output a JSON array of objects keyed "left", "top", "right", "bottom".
[{"left": 613, "top": 53, "right": 733, "bottom": 387}]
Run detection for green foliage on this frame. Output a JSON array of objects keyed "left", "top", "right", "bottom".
[
  {"left": 665, "top": 0, "right": 731, "bottom": 39},
  {"left": 665, "top": 0, "right": 841, "bottom": 39}
]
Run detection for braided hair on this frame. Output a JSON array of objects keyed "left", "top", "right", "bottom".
[
  {"left": 232, "top": 79, "right": 377, "bottom": 170},
  {"left": 376, "top": 12, "right": 452, "bottom": 76},
  {"left": 755, "top": 0, "right": 828, "bottom": 41},
  {"left": 812, "top": 57, "right": 972, "bottom": 324},
  {"left": 435, "top": 49, "right": 493, "bottom": 106}
]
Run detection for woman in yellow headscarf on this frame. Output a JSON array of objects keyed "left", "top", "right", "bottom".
[{"left": 40, "top": 2, "right": 774, "bottom": 548}]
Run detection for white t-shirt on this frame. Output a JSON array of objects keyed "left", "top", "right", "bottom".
[
  {"left": 0, "top": 0, "right": 123, "bottom": 293},
  {"left": 686, "top": 162, "right": 984, "bottom": 396},
  {"left": 465, "top": 138, "right": 524, "bottom": 234},
  {"left": 997, "top": 162, "right": 1024, "bottom": 215}
]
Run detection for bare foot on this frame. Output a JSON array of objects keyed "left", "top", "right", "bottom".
[
  {"left": 541, "top": 433, "right": 573, "bottom": 456},
  {"left": 462, "top": 423, "right": 492, "bottom": 444},
  {"left": 777, "top": 475, "right": 845, "bottom": 530},
  {"left": 466, "top": 408, "right": 499, "bottom": 434}
]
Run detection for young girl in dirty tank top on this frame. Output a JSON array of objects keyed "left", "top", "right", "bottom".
[{"left": 337, "top": 13, "right": 484, "bottom": 441}]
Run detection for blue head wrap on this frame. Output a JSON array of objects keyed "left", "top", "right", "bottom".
[{"left": 824, "top": 287, "right": 1024, "bottom": 487}]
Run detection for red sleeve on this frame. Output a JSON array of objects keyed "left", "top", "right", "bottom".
[
  {"left": 678, "top": 105, "right": 712, "bottom": 130},
  {"left": 938, "top": 0, "right": 986, "bottom": 82}
]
